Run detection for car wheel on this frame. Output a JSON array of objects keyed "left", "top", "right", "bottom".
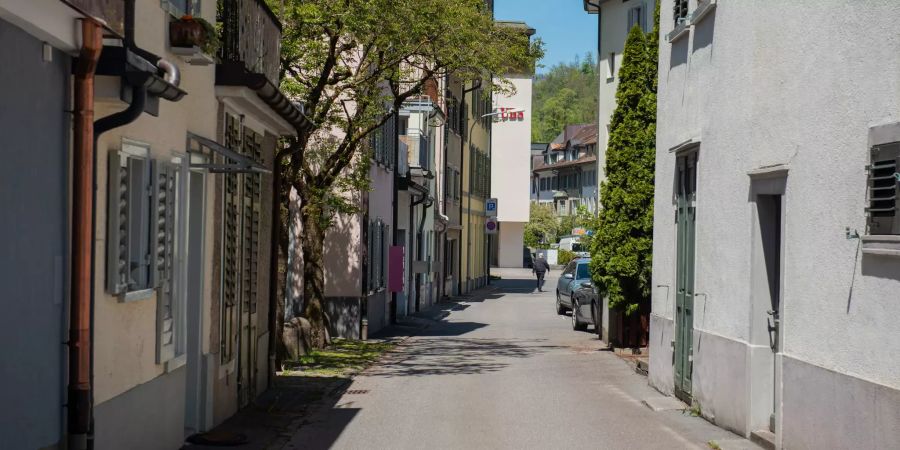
[
  {"left": 572, "top": 300, "right": 587, "bottom": 331},
  {"left": 556, "top": 291, "right": 565, "bottom": 315}
]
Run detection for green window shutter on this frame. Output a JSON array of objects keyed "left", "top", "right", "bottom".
[
  {"left": 106, "top": 151, "right": 130, "bottom": 294},
  {"left": 151, "top": 160, "right": 177, "bottom": 363}
]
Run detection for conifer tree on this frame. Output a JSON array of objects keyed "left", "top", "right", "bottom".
[{"left": 589, "top": 5, "right": 659, "bottom": 315}]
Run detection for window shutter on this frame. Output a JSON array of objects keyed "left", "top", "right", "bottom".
[
  {"left": 106, "top": 152, "right": 130, "bottom": 294},
  {"left": 151, "top": 160, "right": 177, "bottom": 363},
  {"left": 868, "top": 143, "right": 900, "bottom": 234}
]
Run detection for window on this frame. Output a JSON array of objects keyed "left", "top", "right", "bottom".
[
  {"left": 107, "top": 141, "right": 154, "bottom": 297},
  {"left": 673, "top": 0, "right": 689, "bottom": 26},
  {"left": 367, "top": 219, "right": 389, "bottom": 291},
  {"left": 868, "top": 142, "right": 900, "bottom": 234},
  {"left": 370, "top": 114, "right": 397, "bottom": 170},
  {"left": 576, "top": 263, "right": 590, "bottom": 280},
  {"left": 628, "top": 4, "right": 646, "bottom": 32},
  {"left": 162, "top": 0, "right": 200, "bottom": 17},
  {"left": 607, "top": 52, "right": 616, "bottom": 80}
]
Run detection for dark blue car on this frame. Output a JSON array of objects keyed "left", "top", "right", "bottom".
[{"left": 555, "top": 258, "right": 593, "bottom": 330}]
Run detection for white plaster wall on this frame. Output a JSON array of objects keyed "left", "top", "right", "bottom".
[
  {"left": 490, "top": 76, "right": 532, "bottom": 223},
  {"left": 653, "top": 0, "right": 900, "bottom": 441},
  {"left": 497, "top": 221, "right": 525, "bottom": 268},
  {"left": 596, "top": 1, "right": 656, "bottom": 188}
]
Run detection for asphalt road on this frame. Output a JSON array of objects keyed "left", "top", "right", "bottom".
[{"left": 282, "top": 269, "right": 758, "bottom": 450}]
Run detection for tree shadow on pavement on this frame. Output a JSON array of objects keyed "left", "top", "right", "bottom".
[{"left": 366, "top": 337, "right": 564, "bottom": 378}]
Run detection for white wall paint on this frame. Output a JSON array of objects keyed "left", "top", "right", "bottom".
[
  {"left": 652, "top": 0, "right": 900, "bottom": 442},
  {"left": 490, "top": 76, "right": 532, "bottom": 223}
]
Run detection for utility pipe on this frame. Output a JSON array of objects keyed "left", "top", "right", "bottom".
[{"left": 70, "top": 18, "right": 102, "bottom": 450}]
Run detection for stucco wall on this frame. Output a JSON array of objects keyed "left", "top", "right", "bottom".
[
  {"left": 490, "top": 76, "right": 532, "bottom": 223},
  {"left": 93, "top": 0, "right": 219, "bottom": 406},
  {"left": 497, "top": 222, "right": 526, "bottom": 268},
  {"left": 652, "top": 0, "right": 900, "bottom": 442}
]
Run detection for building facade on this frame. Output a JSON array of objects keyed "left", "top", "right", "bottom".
[
  {"left": 0, "top": 1, "right": 304, "bottom": 448},
  {"left": 490, "top": 21, "right": 535, "bottom": 269},
  {"left": 532, "top": 124, "right": 600, "bottom": 215},
  {"left": 651, "top": 1, "right": 900, "bottom": 449},
  {"left": 583, "top": 0, "right": 656, "bottom": 200}
]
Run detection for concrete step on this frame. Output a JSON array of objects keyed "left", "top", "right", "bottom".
[{"left": 750, "top": 430, "right": 776, "bottom": 450}]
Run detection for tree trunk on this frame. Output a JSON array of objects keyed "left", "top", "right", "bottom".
[{"left": 299, "top": 200, "right": 330, "bottom": 349}]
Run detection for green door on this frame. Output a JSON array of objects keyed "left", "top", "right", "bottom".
[{"left": 674, "top": 152, "right": 697, "bottom": 402}]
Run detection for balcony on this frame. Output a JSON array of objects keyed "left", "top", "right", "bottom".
[{"left": 218, "top": 0, "right": 282, "bottom": 86}]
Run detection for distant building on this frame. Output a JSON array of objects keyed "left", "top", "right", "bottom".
[
  {"left": 490, "top": 21, "right": 535, "bottom": 268},
  {"left": 532, "top": 124, "right": 599, "bottom": 215}
]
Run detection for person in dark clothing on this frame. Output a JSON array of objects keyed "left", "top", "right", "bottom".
[{"left": 532, "top": 254, "right": 551, "bottom": 292}]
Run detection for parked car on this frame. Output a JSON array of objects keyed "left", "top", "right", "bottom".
[
  {"left": 571, "top": 279, "right": 601, "bottom": 335},
  {"left": 555, "top": 258, "right": 593, "bottom": 330}
]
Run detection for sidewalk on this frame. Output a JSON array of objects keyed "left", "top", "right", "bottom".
[{"left": 182, "top": 287, "right": 496, "bottom": 450}]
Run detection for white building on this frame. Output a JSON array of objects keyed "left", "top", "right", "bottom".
[
  {"left": 651, "top": 2, "right": 900, "bottom": 449},
  {"left": 583, "top": 0, "right": 656, "bottom": 193},
  {"left": 490, "top": 21, "right": 535, "bottom": 268}
]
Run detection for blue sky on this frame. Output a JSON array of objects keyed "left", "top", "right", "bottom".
[{"left": 494, "top": 0, "right": 598, "bottom": 74}]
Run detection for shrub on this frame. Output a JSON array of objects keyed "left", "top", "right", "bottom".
[{"left": 558, "top": 249, "right": 576, "bottom": 266}]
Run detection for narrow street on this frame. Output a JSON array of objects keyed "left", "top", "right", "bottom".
[{"left": 281, "top": 269, "right": 758, "bottom": 450}]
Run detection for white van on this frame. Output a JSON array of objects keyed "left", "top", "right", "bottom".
[{"left": 557, "top": 236, "right": 589, "bottom": 257}]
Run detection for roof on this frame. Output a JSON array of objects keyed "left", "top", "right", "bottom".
[
  {"left": 583, "top": 0, "right": 613, "bottom": 13},
  {"left": 548, "top": 124, "right": 597, "bottom": 151},
  {"left": 533, "top": 154, "right": 597, "bottom": 172}
]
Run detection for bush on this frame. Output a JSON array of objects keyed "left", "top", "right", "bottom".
[{"left": 558, "top": 249, "right": 576, "bottom": 266}]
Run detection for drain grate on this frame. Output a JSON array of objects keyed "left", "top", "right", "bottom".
[{"left": 345, "top": 389, "right": 369, "bottom": 395}]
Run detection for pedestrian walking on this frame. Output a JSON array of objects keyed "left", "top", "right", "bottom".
[{"left": 532, "top": 253, "right": 550, "bottom": 292}]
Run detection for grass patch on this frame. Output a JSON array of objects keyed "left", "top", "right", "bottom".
[
  {"left": 282, "top": 339, "right": 395, "bottom": 378},
  {"left": 707, "top": 440, "right": 721, "bottom": 450}
]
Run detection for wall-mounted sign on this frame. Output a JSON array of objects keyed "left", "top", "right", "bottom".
[
  {"left": 493, "top": 107, "right": 525, "bottom": 122},
  {"left": 485, "top": 216, "right": 499, "bottom": 234},
  {"left": 486, "top": 198, "right": 498, "bottom": 216}
]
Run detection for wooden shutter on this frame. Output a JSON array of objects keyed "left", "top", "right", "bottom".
[
  {"left": 151, "top": 160, "right": 177, "bottom": 363},
  {"left": 242, "top": 127, "right": 262, "bottom": 315},
  {"left": 221, "top": 114, "right": 241, "bottom": 363},
  {"left": 868, "top": 143, "right": 900, "bottom": 234},
  {"left": 107, "top": 152, "right": 130, "bottom": 294}
]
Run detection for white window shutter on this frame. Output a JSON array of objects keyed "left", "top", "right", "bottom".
[
  {"left": 151, "top": 160, "right": 176, "bottom": 363},
  {"left": 106, "top": 152, "right": 130, "bottom": 294}
]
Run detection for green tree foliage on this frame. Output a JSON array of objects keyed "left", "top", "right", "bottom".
[
  {"left": 524, "top": 203, "right": 559, "bottom": 249},
  {"left": 589, "top": 11, "right": 658, "bottom": 315},
  {"left": 273, "top": 0, "right": 542, "bottom": 348},
  {"left": 531, "top": 54, "right": 599, "bottom": 142}
]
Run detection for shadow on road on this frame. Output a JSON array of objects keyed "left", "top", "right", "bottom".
[{"left": 367, "top": 337, "right": 564, "bottom": 378}]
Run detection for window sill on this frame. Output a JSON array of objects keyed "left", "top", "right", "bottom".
[
  {"left": 119, "top": 288, "right": 154, "bottom": 303},
  {"left": 165, "top": 354, "right": 187, "bottom": 373},
  {"left": 169, "top": 46, "right": 215, "bottom": 66},
  {"left": 689, "top": 0, "right": 717, "bottom": 25},
  {"left": 862, "top": 235, "right": 900, "bottom": 257},
  {"left": 666, "top": 21, "right": 690, "bottom": 43}
]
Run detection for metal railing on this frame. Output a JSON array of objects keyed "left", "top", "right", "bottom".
[{"left": 219, "top": 0, "right": 282, "bottom": 85}]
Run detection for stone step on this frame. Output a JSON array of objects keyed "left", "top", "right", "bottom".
[{"left": 750, "top": 430, "right": 776, "bottom": 450}]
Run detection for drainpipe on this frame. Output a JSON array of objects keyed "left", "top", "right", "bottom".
[
  {"left": 69, "top": 19, "right": 103, "bottom": 450},
  {"left": 461, "top": 80, "right": 481, "bottom": 294}
]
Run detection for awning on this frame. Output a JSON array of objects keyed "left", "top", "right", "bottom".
[
  {"left": 552, "top": 190, "right": 569, "bottom": 199},
  {"left": 187, "top": 133, "right": 271, "bottom": 174}
]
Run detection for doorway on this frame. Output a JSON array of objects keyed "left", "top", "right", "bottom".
[
  {"left": 674, "top": 152, "right": 697, "bottom": 403},
  {"left": 184, "top": 168, "right": 207, "bottom": 434}
]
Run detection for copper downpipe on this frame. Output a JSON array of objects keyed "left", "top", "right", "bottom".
[{"left": 70, "top": 19, "right": 103, "bottom": 450}]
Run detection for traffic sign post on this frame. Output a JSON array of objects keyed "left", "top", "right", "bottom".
[
  {"left": 485, "top": 216, "right": 498, "bottom": 234},
  {"left": 486, "top": 198, "right": 498, "bottom": 216}
]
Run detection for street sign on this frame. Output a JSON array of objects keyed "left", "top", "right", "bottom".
[
  {"left": 486, "top": 198, "right": 498, "bottom": 216},
  {"left": 485, "top": 216, "right": 499, "bottom": 234}
]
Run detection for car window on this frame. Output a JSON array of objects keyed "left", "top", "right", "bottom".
[
  {"left": 576, "top": 263, "right": 590, "bottom": 279},
  {"left": 563, "top": 261, "right": 576, "bottom": 274}
]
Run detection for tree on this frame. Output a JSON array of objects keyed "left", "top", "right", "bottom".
[
  {"left": 531, "top": 54, "right": 599, "bottom": 142},
  {"left": 589, "top": 8, "right": 658, "bottom": 316},
  {"left": 524, "top": 203, "right": 559, "bottom": 249},
  {"left": 274, "top": 0, "right": 542, "bottom": 349}
]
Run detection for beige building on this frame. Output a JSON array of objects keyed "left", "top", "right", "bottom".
[{"left": 0, "top": 1, "right": 306, "bottom": 448}]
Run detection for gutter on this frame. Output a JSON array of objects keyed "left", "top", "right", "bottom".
[{"left": 69, "top": 19, "right": 102, "bottom": 450}]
